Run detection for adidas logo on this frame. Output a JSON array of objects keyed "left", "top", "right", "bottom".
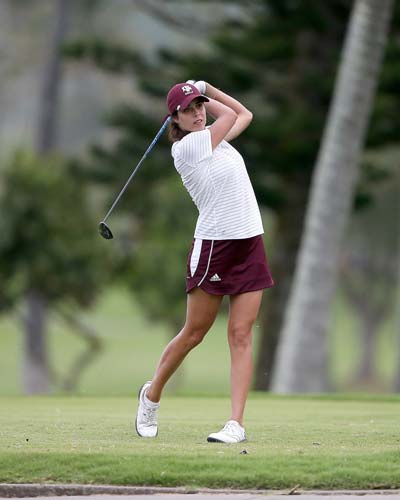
[{"left": 210, "top": 273, "right": 222, "bottom": 282}]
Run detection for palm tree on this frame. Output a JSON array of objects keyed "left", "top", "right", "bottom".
[{"left": 271, "top": 0, "right": 395, "bottom": 393}]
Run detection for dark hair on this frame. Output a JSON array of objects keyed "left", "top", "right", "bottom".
[{"left": 167, "top": 113, "right": 189, "bottom": 142}]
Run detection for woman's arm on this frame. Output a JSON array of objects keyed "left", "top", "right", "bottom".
[
  {"left": 204, "top": 98, "right": 237, "bottom": 150},
  {"left": 204, "top": 82, "right": 253, "bottom": 142}
]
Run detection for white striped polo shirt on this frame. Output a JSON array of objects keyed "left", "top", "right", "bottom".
[{"left": 172, "top": 128, "right": 264, "bottom": 240}]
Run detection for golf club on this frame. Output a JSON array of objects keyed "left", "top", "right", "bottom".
[{"left": 99, "top": 116, "right": 172, "bottom": 239}]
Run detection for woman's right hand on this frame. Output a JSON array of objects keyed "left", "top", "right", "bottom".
[
  {"left": 186, "top": 80, "right": 237, "bottom": 150},
  {"left": 186, "top": 80, "right": 207, "bottom": 95}
]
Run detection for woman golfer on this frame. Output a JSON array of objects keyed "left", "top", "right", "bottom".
[{"left": 135, "top": 80, "right": 274, "bottom": 443}]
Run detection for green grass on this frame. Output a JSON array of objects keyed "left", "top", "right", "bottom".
[{"left": 1, "top": 395, "right": 400, "bottom": 489}]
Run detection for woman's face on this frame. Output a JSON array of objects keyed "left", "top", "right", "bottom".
[{"left": 174, "top": 99, "right": 206, "bottom": 132}]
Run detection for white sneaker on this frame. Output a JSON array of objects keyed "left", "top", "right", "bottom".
[
  {"left": 207, "top": 420, "right": 246, "bottom": 443},
  {"left": 135, "top": 381, "right": 159, "bottom": 438}
]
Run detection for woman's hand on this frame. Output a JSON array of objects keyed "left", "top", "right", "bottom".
[
  {"left": 187, "top": 80, "right": 253, "bottom": 142},
  {"left": 186, "top": 80, "right": 206, "bottom": 94}
]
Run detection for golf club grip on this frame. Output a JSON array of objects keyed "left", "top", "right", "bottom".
[
  {"left": 102, "top": 116, "right": 171, "bottom": 223},
  {"left": 144, "top": 116, "right": 172, "bottom": 157}
]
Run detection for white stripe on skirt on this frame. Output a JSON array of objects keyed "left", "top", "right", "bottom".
[
  {"left": 197, "top": 240, "right": 214, "bottom": 287},
  {"left": 190, "top": 239, "right": 203, "bottom": 277}
]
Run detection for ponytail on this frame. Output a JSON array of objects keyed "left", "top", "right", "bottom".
[{"left": 167, "top": 115, "right": 189, "bottom": 142}]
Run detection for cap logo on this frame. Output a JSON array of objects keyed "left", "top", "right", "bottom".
[{"left": 181, "top": 85, "right": 194, "bottom": 96}]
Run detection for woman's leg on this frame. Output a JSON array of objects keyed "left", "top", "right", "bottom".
[
  {"left": 227, "top": 290, "right": 263, "bottom": 425},
  {"left": 146, "top": 287, "right": 223, "bottom": 402}
]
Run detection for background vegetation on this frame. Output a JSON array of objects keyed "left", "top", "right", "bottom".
[{"left": 0, "top": 0, "right": 399, "bottom": 397}]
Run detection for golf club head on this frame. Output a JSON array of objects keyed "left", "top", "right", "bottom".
[{"left": 99, "top": 221, "right": 113, "bottom": 240}]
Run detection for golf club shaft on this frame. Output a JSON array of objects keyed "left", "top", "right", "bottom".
[{"left": 102, "top": 116, "right": 171, "bottom": 223}]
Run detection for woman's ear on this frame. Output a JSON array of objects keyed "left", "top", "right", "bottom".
[{"left": 171, "top": 113, "right": 179, "bottom": 124}]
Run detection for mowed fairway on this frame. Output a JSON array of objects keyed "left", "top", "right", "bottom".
[{"left": 0, "top": 395, "right": 399, "bottom": 489}]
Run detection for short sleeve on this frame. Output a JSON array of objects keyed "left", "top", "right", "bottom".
[{"left": 172, "top": 129, "right": 212, "bottom": 167}]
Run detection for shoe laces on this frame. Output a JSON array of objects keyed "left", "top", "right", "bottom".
[
  {"left": 222, "top": 420, "right": 243, "bottom": 438},
  {"left": 140, "top": 391, "right": 159, "bottom": 426},
  {"left": 142, "top": 405, "right": 157, "bottom": 425}
]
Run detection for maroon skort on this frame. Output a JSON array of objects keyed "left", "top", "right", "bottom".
[{"left": 186, "top": 235, "right": 274, "bottom": 296}]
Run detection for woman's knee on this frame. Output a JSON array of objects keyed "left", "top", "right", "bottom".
[
  {"left": 180, "top": 324, "right": 209, "bottom": 349},
  {"left": 228, "top": 322, "right": 253, "bottom": 349}
]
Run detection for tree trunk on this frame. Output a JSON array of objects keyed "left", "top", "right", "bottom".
[
  {"left": 394, "top": 282, "right": 400, "bottom": 392},
  {"left": 22, "top": 290, "right": 51, "bottom": 394},
  {"left": 393, "top": 178, "right": 400, "bottom": 392},
  {"left": 22, "top": 0, "right": 70, "bottom": 394},
  {"left": 56, "top": 308, "right": 102, "bottom": 392},
  {"left": 342, "top": 263, "right": 388, "bottom": 386},
  {"left": 36, "top": 0, "right": 69, "bottom": 154},
  {"left": 356, "top": 311, "right": 379, "bottom": 383},
  {"left": 272, "top": 0, "right": 394, "bottom": 393},
  {"left": 255, "top": 175, "right": 310, "bottom": 390}
]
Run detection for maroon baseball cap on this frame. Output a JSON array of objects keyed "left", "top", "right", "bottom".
[{"left": 166, "top": 82, "right": 209, "bottom": 116}]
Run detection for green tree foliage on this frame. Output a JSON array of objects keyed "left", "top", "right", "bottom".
[
  {"left": 65, "top": 0, "right": 400, "bottom": 384},
  {"left": 272, "top": 0, "right": 395, "bottom": 393},
  {"left": 125, "top": 176, "right": 197, "bottom": 327},
  {"left": 0, "top": 151, "right": 111, "bottom": 312},
  {"left": 67, "top": 101, "right": 193, "bottom": 328}
]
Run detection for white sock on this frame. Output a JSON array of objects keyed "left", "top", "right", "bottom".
[{"left": 144, "top": 391, "right": 160, "bottom": 408}]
